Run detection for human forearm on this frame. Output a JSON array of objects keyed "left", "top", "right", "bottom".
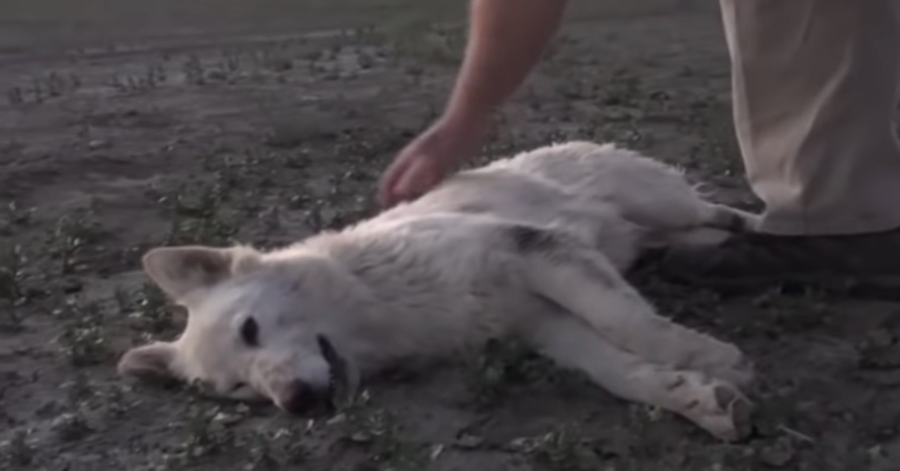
[
  {"left": 442, "top": 0, "right": 569, "bottom": 126},
  {"left": 377, "top": 0, "right": 568, "bottom": 206}
]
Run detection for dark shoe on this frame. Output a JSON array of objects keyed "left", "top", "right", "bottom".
[{"left": 653, "top": 226, "right": 900, "bottom": 297}]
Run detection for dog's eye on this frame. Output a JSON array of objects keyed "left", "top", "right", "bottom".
[
  {"left": 240, "top": 317, "right": 259, "bottom": 347},
  {"left": 231, "top": 382, "right": 247, "bottom": 391}
]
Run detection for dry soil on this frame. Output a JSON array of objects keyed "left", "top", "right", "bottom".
[{"left": 2, "top": 1, "right": 900, "bottom": 470}]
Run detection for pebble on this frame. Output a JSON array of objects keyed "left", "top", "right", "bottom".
[
  {"left": 88, "top": 140, "right": 110, "bottom": 150},
  {"left": 349, "top": 432, "right": 372, "bottom": 444},
  {"left": 454, "top": 434, "right": 484, "bottom": 450},
  {"left": 62, "top": 278, "right": 83, "bottom": 294}
]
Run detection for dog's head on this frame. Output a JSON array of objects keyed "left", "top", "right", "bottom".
[{"left": 117, "top": 245, "right": 359, "bottom": 415}]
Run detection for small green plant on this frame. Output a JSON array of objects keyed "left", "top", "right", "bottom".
[
  {"left": 601, "top": 68, "right": 643, "bottom": 107},
  {"left": 49, "top": 208, "right": 101, "bottom": 274},
  {"left": 465, "top": 338, "right": 554, "bottom": 406},
  {"left": 336, "top": 399, "right": 427, "bottom": 471},
  {"left": 63, "top": 371, "right": 95, "bottom": 407},
  {"left": 683, "top": 96, "right": 744, "bottom": 178},
  {"left": 30, "top": 77, "right": 45, "bottom": 103},
  {"left": 183, "top": 406, "right": 231, "bottom": 457},
  {"left": 51, "top": 411, "right": 94, "bottom": 442},
  {"left": 162, "top": 405, "right": 234, "bottom": 467},
  {"left": 55, "top": 298, "right": 109, "bottom": 366},
  {"left": 113, "top": 285, "right": 131, "bottom": 312},
  {"left": 13, "top": 72, "right": 82, "bottom": 104},
  {"left": 0, "top": 242, "right": 26, "bottom": 306},
  {"left": 45, "top": 71, "right": 67, "bottom": 97},
  {"left": 6, "top": 87, "right": 24, "bottom": 106},
  {"left": 253, "top": 43, "right": 294, "bottom": 72},
  {"left": 161, "top": 182, "right": 238, "bottom": 246},
  {"left": 183, "top": 54, "right": 206, "bottom": 85},
  {"left": 122, "top": 283, "right": 174, "bottom": 334},
  {"left": 218, "top": 48, "right": 243, "bottom": 75},
  {"left": 388, "top": 21, "right": 465, "bottom": 67},
  {"left": 259, "top": 205, "right": 282, "bottom": 233},
  {"left": 3, "top": 430, "right": 34, "bottom": 467},
  {"left": 242, "top": 427, "right": 309, "bottom": 470},
  {"left": 102, "top": 383, "right": 130, "bottom": 418},
  {"left": 524, "top": 424, "right": 599, "bottom": 471},
  {"left": 0, "top": 200, "right": 34, "bottom": 237},
  {"left": 111, "top": 64, "right": 167, "bottom": 93}
]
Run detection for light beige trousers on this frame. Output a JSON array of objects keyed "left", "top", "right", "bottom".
[{"left": 720, "top": 0, "right": 900, "bottom": 235}]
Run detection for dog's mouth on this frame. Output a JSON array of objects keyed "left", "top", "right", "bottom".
[
  {"left": 316, "top": 334, "right": 359, "bottom": 411},
  {"left": 270, "top": 335, "right": 361, "bottom": 416}
]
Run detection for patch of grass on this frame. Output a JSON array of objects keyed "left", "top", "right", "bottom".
[
  {"left": 160, "top": 182, "right": 239, "bottom": 246},
  {"left": 601, "top": 68, "right": 644, "bottom": 107},
  {"left": 1, "top": 430, "right": 34, "bottom": 468},
  {"left": 8, "top": 71, "right": 81, "bottom": 106},
  {"left": 627, "top": 402, "right": 667, "bottom": 432},
  {"left": 55, "top": 297, "right": 109, "bottom": 367},
  {"left": 110, "top": 63, "right": 167, "bottom": 93},
  {"left": 258, "top": 205, "right": 282, "bottom": 234},
  {"left": 63, "top": 371, "right": 95, "bottom": 407},
  {"left": 749, "top": 288, "right": 831, "bottom": 335},
  {"left": 162, "top": 405, "right": 235, "bottom": 468},
  {"left": 521, "top": 423, "right": 600, "bottom": 471},
  {"left": 121, "top": 282, "right": 175, "bottom": 335},
  {"left": 334, "top": 397, "right": 428, "bottom": 471},
  {"left": 241, "top": 427, "right": 310, "bottom": 470},
  {"left": 0, "top": 202, "right": 34, "bottom": 311},
  {"left": 182, "top": 54, "right": 207, "bottom": 86},
  {"left": 0, "top": 242, "right": 27, "bottom": 308},
  {"left": 684, "top": 97, "right": 744, "bottom": 178},
  {"left": 48, "top": 207, "right": 102, "bottom": 275},
  {"left": 251, "top": 42, "right": 295, "bottom": 73},
  {"left": 6, "top": 87, "right": 24, "bottom": 106},
  {"left": 51, "top": 411, "right": 94, "bottom": 442},
  {"left": 555, "top": 76, "right": 602, "bottom": 101},
  {"left": 216, "top": 48, "right": 243, "bottom": 76},
  {"left": 101, "top": 384, "right": 130, "bottom": 419},
  {"left": 383, "top": 20, "right": 465, "bottom": 67},
  {"left": 464, "top": 338, "right": 556, "bottom": 407}
]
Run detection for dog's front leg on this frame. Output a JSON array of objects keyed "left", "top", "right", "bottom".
[
  {"left": 503, "top": 224, "right": 752, "bottom": 386},
  {"left": 521, "top": 311, "right": 753, "bottom": 442}
]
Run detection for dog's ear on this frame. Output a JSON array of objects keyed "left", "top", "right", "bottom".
[
  {"left": 141, "top": 245, "right": 262, "bottom": 300},
  {"left": 117, "top": 342, "right": 180, "bottom": 383}
]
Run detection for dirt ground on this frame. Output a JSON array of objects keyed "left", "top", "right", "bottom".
[{"left": 2, "top": 0, "right": 900, "bottom": 470}]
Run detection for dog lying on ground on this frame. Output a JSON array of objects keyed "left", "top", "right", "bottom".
[{"left": 118, "top": 140, "right": 759, "bottom": 441}]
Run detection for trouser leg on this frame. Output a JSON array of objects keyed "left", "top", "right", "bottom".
[{"left": 720, "top": 0, "right": 900, "bottom": 235}]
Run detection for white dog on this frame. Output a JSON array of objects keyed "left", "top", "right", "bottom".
[{"left": 118, "top": 141, "right": 758, "bottom": 441}]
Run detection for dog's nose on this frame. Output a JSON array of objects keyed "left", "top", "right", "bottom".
[{"left": 277, "top": 379, "right": 319, "bottom": 415}]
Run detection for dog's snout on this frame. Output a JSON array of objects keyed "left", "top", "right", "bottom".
[{"left": 277, "top": 380, "right": 322, "bottom": 415}]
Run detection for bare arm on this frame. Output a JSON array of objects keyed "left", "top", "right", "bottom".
[
  {"left": 378, "top": 0, "right": 569, "bottom": 207},
  {"left": 443, "top": 0, "right": 570, "bottom": 126}
]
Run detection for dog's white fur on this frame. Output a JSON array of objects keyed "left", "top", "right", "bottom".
[{"left": 119, "top": 141, "right": 759, "bottom": 441}]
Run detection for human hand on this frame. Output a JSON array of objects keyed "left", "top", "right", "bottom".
[{"left": 378, "top": 117, "right": 489, "bottom": 208}]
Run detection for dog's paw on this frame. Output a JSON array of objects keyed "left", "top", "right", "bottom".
[
  {"left": 690, "top": 344, "right": 755, "bottom": 390},
  {"left": 708, "top": 352, "right": 755, "bottom": 389},
  {"left": 674, "top": 339, "right": 754, "bottom": 389},
  {"left": 679, "top": 378, "right": 754, "bottom": 442}
]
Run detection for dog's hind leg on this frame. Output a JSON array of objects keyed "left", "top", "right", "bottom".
[
  {"left": 657, "top": 203, "right": 761, "bottom": 248},
  {"left": 503, "top": 224, "right": 753, "bottom": 386},
  {"left": 697, "top": 202, "right": 761, "bottom": 233},
  {"left": 521, "top": 311, "right": 753, "bottom": 442}
]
